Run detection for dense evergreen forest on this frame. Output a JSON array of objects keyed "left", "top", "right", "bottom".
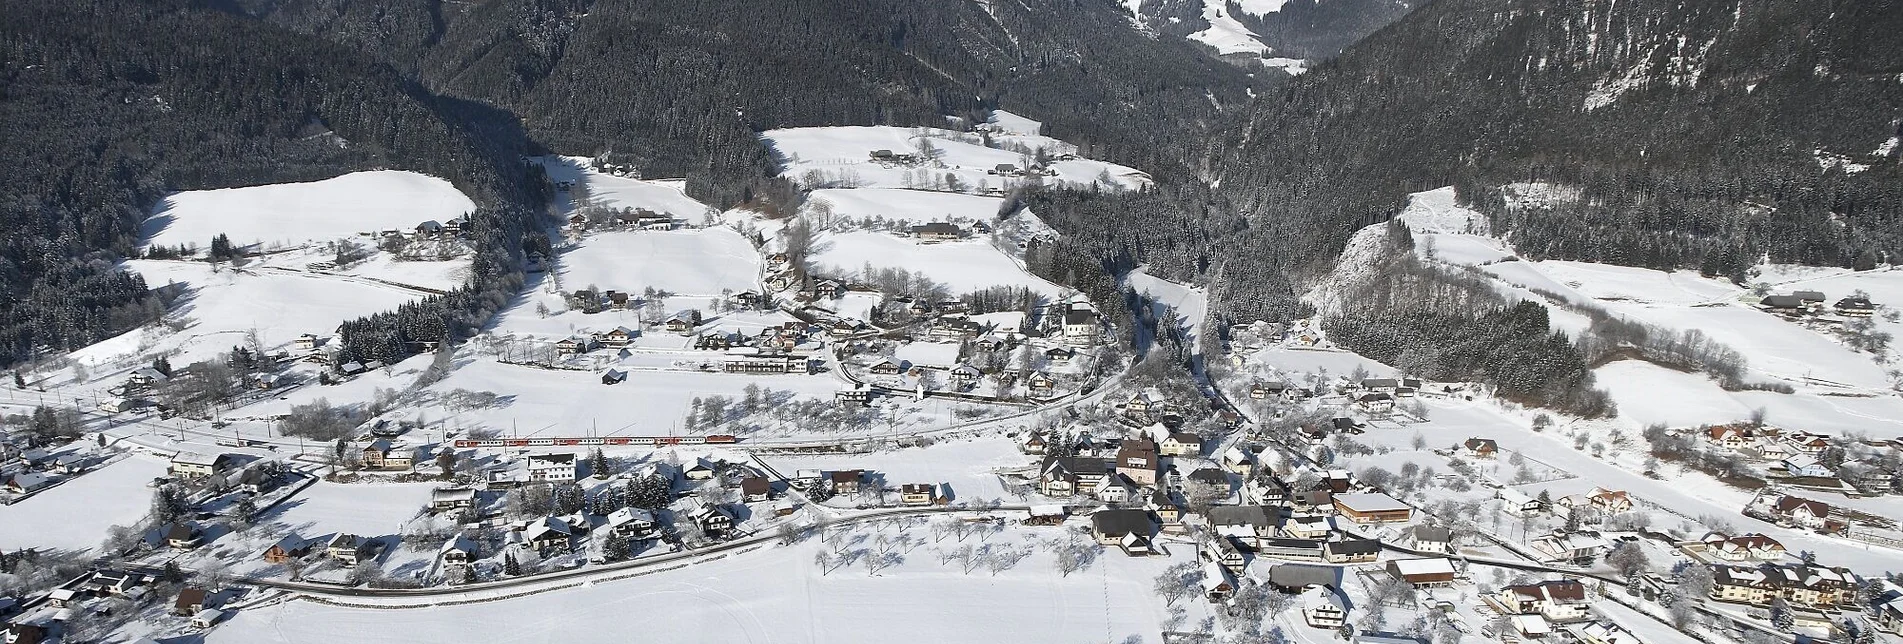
[
  {"left": 1203, "top": 0, "right": 1903, "bottom": 317},
  {"left": 238, "top": 0, "right": 1260, "bottom": 207},
  {"left": 0, "top": 0, "right": 536, "bottom": 367}
]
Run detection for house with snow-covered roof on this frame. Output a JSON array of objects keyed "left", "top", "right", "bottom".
[
  {"left": 1529, "top": 531, "right": 1606, "bottom": 564},
  {"left": 1782, "top": 454, "right": 1834, "bottom": 479},
  {"left": 1302, "top": 586, "right": 1348, "bottom": 628},
  {"left": 1699, "top": 532, "right": 1785, "bottom": 562},
  {"left": 1491, "top": 579, "right": 1591, "bottom": 622}
]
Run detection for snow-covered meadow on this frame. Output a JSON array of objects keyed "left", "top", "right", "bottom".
[{"left": 143, "top": 171, "right": 475, "bottom": 250}]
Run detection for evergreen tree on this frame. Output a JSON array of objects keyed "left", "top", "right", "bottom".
[
  {"left": 235, "top": 497, "right": 258, "bottom": 525},
  {"left": 552, "top": 482, "right": 585, "bottom": 515},
  {"left": 151, "top": 486, "right": 185, "bottom": 524},
  {"left": 588, "top": 449, "right": 610, "bottom": 480},
  {"left": 503, "top": 553, "right": 521, "bottom": 577},
  {"left": 626, "top": 475, "right": 672, "bottom": 511}
]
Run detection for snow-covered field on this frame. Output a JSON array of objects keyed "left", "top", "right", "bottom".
[
  {"left": 1128, "top": 268, "right": 1207, "bottom": 347},
  {"left": 1190, "top": 0, "right": 1269, "bottom": 55},
  {"left": 762, "top": 124, "right": 1150, "bottom": 193},
  {"left": 1372, "top": 399, "right": 1903, "bottom": 572},
  {"left": 1599, "top": 302, "right": 1890, "bottom": 389},
  {"left": 1247, "top": 346, "right": 1395, "bottom": 378},
  {"left": 211, "top": 521, "right": 1185, "bottom": 644},
  {"left": 0, "top": 454, "right": 166, "bottom": 552},
  {"left": 268, "top": 480, "right": 432, "bottom": 539},
  {"left": 813, "top": 232, "right": 1063, "bottom": 297},
  {"left": 760, "top": 436, "right": 1025, "bottom": 503},
  {"left": 559, "top": 229, "right": 761, "bottom": 298},
  {"left": 807, "top": 188, "right": 1002, "bottom": 224},
  {"left": 1532, "top": 261, "right": 1739, "bottom": 305},
  {"left": 1387, "top": 186, "right": 1903, "bottom": 432},
  {"left": 419, "top": 361, "right": 844, "bottom": 439},
  {"left": 74, "top": 260, "right": 425, "bottom": 369},
  {"left": 533, "top": 156, "right": 715, "bottom": 221},
  {"left": 143, "top": 171, "right": 475, "bottom": 250}
]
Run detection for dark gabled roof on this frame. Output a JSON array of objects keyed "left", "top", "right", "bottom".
[
  {"left": 1267, "top": 564, "right": 1340, "bottom": 590},
  {"left": 1326, "top": 538, "right": 1381, "bottom": 556},
  {"left": 910, "top": 222, "right": 962, "bottom": 235},
  {"left": 1760, "top": 295, "right": 1805, "bottom": 308},
  {"left": 1089, "top": 509, "right": 1154, "bottom": 536},
  {"left": 175, "top": 587, "right": 207, "bottom": 608},
  {"left": 1793, "top": 290, "right": 1826, "bottom": 302},
  {"left": 1042, "top": 456, "right": 1108, "bottom": 477},
  {"left": 1774, "top": 495, "right": 1830, "bottom": 516},
  {"left": 1837, "top": 297, "right": 1876, "bottom": 309},
  {"left": 1259, "top": 538, "right": 1324, "bottom": 551},
  {"left": 1063, "top": 310, "right": 1096, "bottom": 325},
  {"left": 1206, "top": 505, "right": 1280, "bottom": 529},
  {"left": 1407, "top": 525, "right": 1452, "bottom": 542},
  {"left": 1188, "top": 468, "right": 1232, "bottom": 486},
  {"left": 165, "top": 523, "right": 198, "bottom": 540}
]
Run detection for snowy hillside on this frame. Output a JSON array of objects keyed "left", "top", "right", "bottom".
[
  {"left": 807, "top": 188, "right": 1003, "bottom": 225},
  {"left": 72, "top": 259, "right": 428, "bottom": 368},
  {"left": 762, "top": 124, "right": 1150, "bottom": 193},
  {"left": 813, "top": 232, "right": 1064, "bottom": 297},
  {"left": 142, "top": 171, "right": 475, "bottom": 250},
  {"left": 559, "top": 229, "right": 761, "bottom": 298},
  {"left": 532, "top": 156, "right": 716, "bottom": 221},
  {"left": 1365, "top": 186, "right": 1903, "bottom": 434}
]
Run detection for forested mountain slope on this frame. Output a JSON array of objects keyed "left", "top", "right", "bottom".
[
  {"left": 1132, "top": 0, "right": 1414, "bottom": 62},
  {"left": 0, "top": 0, "right": 534, "bottom": 366},
  {"left": 237, "top": 0, "right": 1259, "bottom": 205},
  {"left": 1204, "top": 0, "right": 1903, "bottom": 324}
]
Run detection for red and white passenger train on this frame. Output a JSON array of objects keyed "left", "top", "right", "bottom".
[{"left": 451, "top": 435, "right": 738, "bottom": 448}]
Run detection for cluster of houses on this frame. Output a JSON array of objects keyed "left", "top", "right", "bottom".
[
  {"left": 3, "top": 568, "right": 244, "bottom": 642},
  {"left": 847, "top": 306, "right": 1087, "bottom": 399},
  {"left": 1745, "top": 492, "right": 1845, "bottom": 534},
  {"left": 1708, "top": 562, "right": 1860, "bottom": 610},
  {"left": 372, "top": 217, "right": 468, "bottom": 242},
  {"left": 564, "top": 208, "right": 673, "bottom": 234},
  {"left": 1757, "top": 290, "right": 1879, "bottom": 318},
  {"left": 1, "top": 446, "right": 96, "bottom": 497},
  {"left": 1681, "top": 531, "right": 1787, "bottom": 563},
  {"left": 1025, "top": 422, "right": 1455, "bottom": 595}
]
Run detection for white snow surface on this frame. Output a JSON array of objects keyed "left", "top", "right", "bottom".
[
  {"left": 1189, "top": 0, "right": 1270, "bottom": 55},
  {"left": 211, "top": 521, "right": 1183, "bottom": 644},
  {"left": 559, "top": 229, "right": 761, "bottom": 298},
  {"left": 421, "top": 361, "right": 844, "bottom": 439},
  {"left": 813, "top": 232, "right": 1063, "bottom": 297},
  {"left": 808, "top": 188, "right": 1003, "bottom": 224},
  {"left": 985, "top": 110, "right": 1043, "bottom": 136},
  {"left": 533, "top": 156, "right": 715, "bottom": 221},
  {"left": 0, "top": 454, "right": 167, "bottom": 552},
  {"left": 1396, "top": 187, "right": 1489, "bottom": 235},
  {"left": 74, "top": 259, "right": 425, "bottom": 368},
  {"left": 270, "top": 480, "right": 433, "bottom": 539},
  {"left": 1260, "top": 57, "right": 1309, "bottom": 75},
  {"left": 1127, "top": 268, "right": 1207, "bottom": 348},
  {"left": 762, "top": 125, "right": 1150, "bottom": 193},
  {"left": 143, "top": 171, "right": 475, "bottom": 249}
]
